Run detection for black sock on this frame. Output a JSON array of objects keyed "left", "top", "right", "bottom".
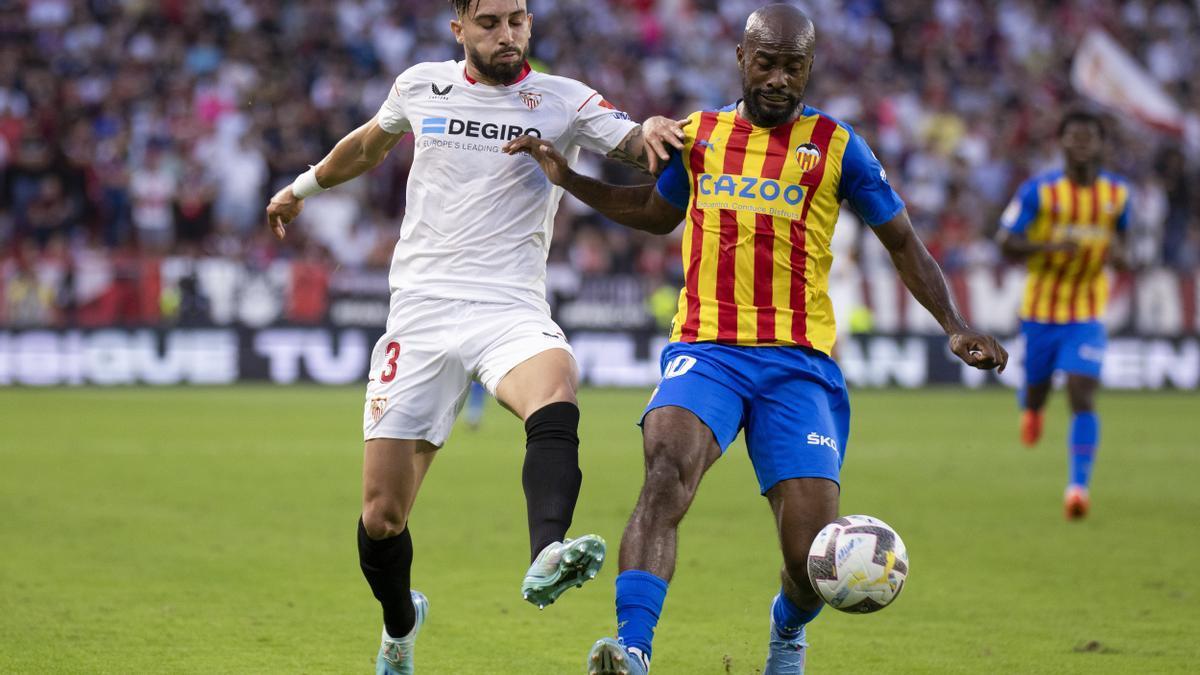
[
  {"left": 357, "top": 518, "right": 415, "bottom": 638},
  {"left": 523, "top": 401, "right": 583, "bottom": 561}
]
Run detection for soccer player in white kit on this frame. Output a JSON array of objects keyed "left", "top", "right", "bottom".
[{"left": 265, "top": 1, "right": 686, "bottom": 673}]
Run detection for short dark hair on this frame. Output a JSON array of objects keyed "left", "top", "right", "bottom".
[
  {"left": 1058, "top": 108, "right": 1106, "bottom": 140},
  {"left": 449, "top": 0, "right": 475, "bottom": 16}
]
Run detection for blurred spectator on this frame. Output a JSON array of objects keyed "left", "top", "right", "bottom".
[
  {"left": 0, "top": 0, "right": 1198, "bottom": 331},
  {"left": 2, "top": 245, "right": 55, "bottom": 326},
  {"left": 129, "top": 143, "right": 178, "bottom": 252},
  {"left": 209, "top": 133, "right": 268, "bottom": 234},
  {"left": 176, "top": 275, "right": 212, "bottom": 327},
  {"left": 174, "top": 161, "right": 216, "bottom": 250},
  {"left": 24, "top": 175, "right": 72, "bottom": 247},
  {"left": 1156, "top": 147, "right": 1197, "bottom": 269}
]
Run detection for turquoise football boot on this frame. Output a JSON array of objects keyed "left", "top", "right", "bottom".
[
  {"left": 375, "top": 590, "right": 428, "bottom": 675},
  {"left": 521, "top": 534, "right": 606, "bottom": 609},
  {"left": 763, "top": 620, "right": 807, "bottom": 675},
  {"left": 586, "top": 637, "right": 648, "bottom": 675}
]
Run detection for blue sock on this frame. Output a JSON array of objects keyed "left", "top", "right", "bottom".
[
  {"left": 615, "top": 570, "right": 669, "bottom": 661},
  {"left": 466, "top": 382, "right": 486, "bottom": 425},
  {"left": 1069, "top": 411, "right": 1099, "bottom": 488},
  {"left": 771, "top": 592, "right": 821, "bottom": 639}
]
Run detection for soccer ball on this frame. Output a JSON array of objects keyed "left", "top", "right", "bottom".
[{"left": 806, "top": 515, "right": 908, "bottom": 613}]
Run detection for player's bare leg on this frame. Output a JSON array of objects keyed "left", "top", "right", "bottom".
[
  {"left": 618, "top": 406, "right": 722, "bottom": 577},
  {"left": 1020, "top": 380, "right": 1051, "bottom": 448},
  {"left": 496, "top": 348, "right": 603, "bottom": 607},
  {"left": 361, "top": 439, "right": 437, "bottom": 675},
  {"left": 363, "top": 439, "right": 439, "bottom": 539},
  {"left": 1063, "top": 375, "right": 1100, "bottom": 519},
  {"left": 588, "top": 406, "right": 722, "bottom": 675},
  {"left": 762, "top": 478, "right": 840, "bottom": 675}
]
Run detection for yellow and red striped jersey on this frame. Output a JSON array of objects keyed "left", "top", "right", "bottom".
[
  {"left": 654, "top": 104, "right": 904, "bottom": 355},
  {"left": 1000, "top": 171, "right": 1131, "bottom": 323}
]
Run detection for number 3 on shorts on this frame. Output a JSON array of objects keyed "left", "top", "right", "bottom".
[{"left": 380, "top": 341, "right": 401, "bottom": 383}]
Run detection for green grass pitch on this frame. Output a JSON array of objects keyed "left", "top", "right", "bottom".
[{"left": 1, "top": 386, "right": 1197, "bottom": 673}]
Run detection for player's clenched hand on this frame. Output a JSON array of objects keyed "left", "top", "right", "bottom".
[
  {"left": 504, "top": 136, "right": 570, "bottom": 186},
  {"left": 1108, "top": 241, "right": 1135, "bottom": 272},
  {"left": 266, "top": 186, "right": 304, "bottom": 240},
  {"left": 641, "top": 116, "right": 691, "bottom": 174},
  {"left": 949, "top": 329, "right": 1009, "bottom": 372}
]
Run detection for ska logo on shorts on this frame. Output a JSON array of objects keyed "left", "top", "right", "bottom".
[
  {"left": 663, "top": 355, "right": 697, "bottom": 379},
  {"left": 807, "top": 432, "right": 838, "bottom": 451}
]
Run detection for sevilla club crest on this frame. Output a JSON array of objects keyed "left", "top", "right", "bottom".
[
  {"left": 370, "top": 397, "right": 388, "bottom": 425},
  {"left": 519, "top": 90, "right": 542, "bottom": 110}
]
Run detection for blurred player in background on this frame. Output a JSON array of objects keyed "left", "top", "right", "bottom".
[
  {"left": 508, "top": 5, "right": 1007, "bottom": 674},
  {"left": 465, "top": 381, "right": 488, "bottom": 430},
  {"left": 996, "top": 109, "right": 1132, "bottom": 520},
  {"left": 265, "top": 1, "right": 685, "bottom": 672}
]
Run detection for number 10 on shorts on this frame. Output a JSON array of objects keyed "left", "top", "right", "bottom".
[{"left": 663, "top": 355, "right": 696, "bottom": 379}]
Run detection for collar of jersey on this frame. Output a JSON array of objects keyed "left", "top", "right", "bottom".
[
  {"left": 720, "top": 101, "right": 816, "bottom": 126},
  {"left": 462, "top": 60, "right": 533, "bottom": 87}
]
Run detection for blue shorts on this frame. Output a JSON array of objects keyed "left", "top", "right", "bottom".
[
  {"left": 1021, "top": 320, "right": 1106, "bottom": 386},
  {"left": 642, "top": 342, "right": 850, "bottom": 493}
]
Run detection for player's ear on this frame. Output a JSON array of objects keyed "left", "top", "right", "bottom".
[
  {"left": 450, "top": 18, "right": 465, "bottom": 44},
  {"left": 736, "top": 43, "right": 744, "bottom": 68}
]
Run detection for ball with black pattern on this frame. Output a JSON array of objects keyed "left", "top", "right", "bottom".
[{"left": 807, "top": 514, "right": 909, "bottom": 613}]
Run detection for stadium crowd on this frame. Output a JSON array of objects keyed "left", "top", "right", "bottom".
[{"left": 2, "top": 0, "right": 1199, "bottom": 327}]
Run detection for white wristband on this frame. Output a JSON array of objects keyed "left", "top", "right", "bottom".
[{"left": 291, "top": 167, "right": 326, "bottom": 199}]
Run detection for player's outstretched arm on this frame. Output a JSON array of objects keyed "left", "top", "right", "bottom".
[
  {"left": 265, "top": 117, "right": 405, "bottom": 240},
  {"left": 1108, "top": 229, "right": 1136, "bottom": 271},
  {"left": 504, "top": 136, "right": 685, "bottom": 234},
  {"left": 873, "top": 209, "right": 1009, "bottom": 372},
  {"left": 607, "top": 117, "right": 691, "bottom": 175},
  {"left": 995, "top": 229, "right": 1078, "bottom": 259}
]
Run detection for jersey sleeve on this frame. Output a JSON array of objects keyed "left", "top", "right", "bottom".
[
  {"left": 1115, "top": 183, "right": 1132, "bottom": 232},
  {"left": 654, "top": 150, "right": 689, "bottom": 211},
  {"left": 570, "top": 91, "right": 639, "bottom": 155},
  {"left": 999, "top": 179, "right": 1040, "bottom": 234},
  {"left": 376, "top": 69, "right": 416, "bottom": 135},
  {"left": 838, "top": 128, "right": 905, "bottom": 227}
]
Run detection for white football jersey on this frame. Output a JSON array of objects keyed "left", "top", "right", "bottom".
[{"left": 376, "top": 60, "right": 639, "bottom": 310}]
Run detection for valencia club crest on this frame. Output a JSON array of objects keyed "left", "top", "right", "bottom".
[{"left": 795, "top": 143, "right": 822, "bottom": 172}]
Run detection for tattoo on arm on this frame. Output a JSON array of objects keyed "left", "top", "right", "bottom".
[{"left": 606, "top": 127, "right": 652, "bottom": 173}]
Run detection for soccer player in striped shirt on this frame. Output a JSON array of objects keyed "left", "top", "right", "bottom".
[
  {"left": 996, "top": 109, "right": 1133, "bottom": 520},
  {"left": 506, "top": 5, "right": 1007, "bottom": 674}
]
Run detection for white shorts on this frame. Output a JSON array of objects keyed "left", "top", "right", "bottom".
[{"left": 363, "top": 295, "right": 573, "bottom": 446}]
